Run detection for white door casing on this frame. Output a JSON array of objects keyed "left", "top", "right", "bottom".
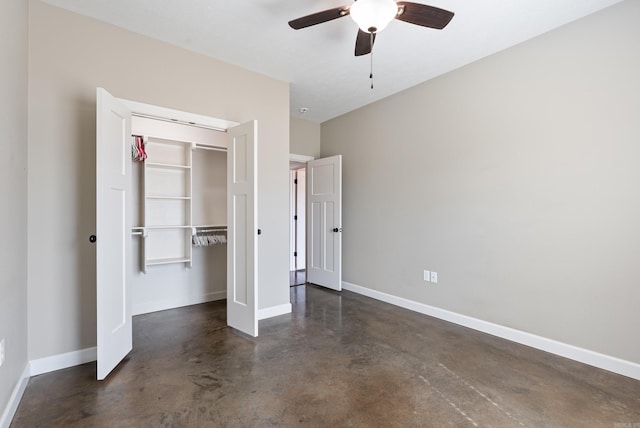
[
  {"left": 227, "top": 120, "right": 259, "bottom": 336},
  {"left": 96, "top": 88, "right": 133, "bottom": 380},
  {"left": 307, "top": 155, "right": 342, "bottom": 291}
]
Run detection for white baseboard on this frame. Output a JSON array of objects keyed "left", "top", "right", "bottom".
[
  {"left": 133, "top": 290, "right": 226, "bottom": 316},
  {"left": 342, "top": 281, "right": 640, "bottom": 381},
  {"left": 29, "top": 347, "right": 97, "bottom": 377},
  {"left": 258, "top": 303, "right": 292, "bottom": 320},
  {"left": 28, "top": 291, "right": 226, "bottom": 377},
  {"left": 0, "top": 364, "right": 30, "bottom": 428}
]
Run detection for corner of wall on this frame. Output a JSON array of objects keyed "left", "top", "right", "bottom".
[
  {"left": 0, "top": 364, "right": 30, "bottom": 428},
  {"left": 0, "top": 0, "right": 29, "bottom": 424}
]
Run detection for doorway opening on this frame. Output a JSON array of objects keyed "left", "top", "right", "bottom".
[
  {"left": 288, "top": 153, "right": 342, "bottom": 291},
  {"left": 289, "top": 154, "right": 313, "bottom": 286}
]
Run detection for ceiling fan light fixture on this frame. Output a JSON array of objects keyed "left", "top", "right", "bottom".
[{"left": 350, "top": 0, "right": 398, "bottom": 34}]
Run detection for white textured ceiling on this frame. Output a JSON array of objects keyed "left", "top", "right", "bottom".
[{"left": 42, "top": 0, "right": 622, "bottom": 123}]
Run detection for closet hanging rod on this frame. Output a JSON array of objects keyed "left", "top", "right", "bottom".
[
  {"left": 194, "top": 144, "right": 227, "bottom": 152},
  {"left": 194, "top": 225, "right": 227, "bottom": 232},
  {"left": 131, "top": 112, "right": 227, "bottom": 133},
  {"left": 196, "top": 228, "right": 228, "bottom": 234}
]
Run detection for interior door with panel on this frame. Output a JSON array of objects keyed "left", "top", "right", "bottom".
[
  {"left": 306, "top": 155, "right": 342, "bottom": 291},
  {"left": 95, "top": 87, "right": 133, "bottom": 380},
  {"left": 227, "top": 120, "right": 259, "bottom": 336}
]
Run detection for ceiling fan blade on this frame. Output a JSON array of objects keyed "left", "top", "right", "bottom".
[
  {"left": 395, "top": 2, "right": 454, "bottom": 29},
  {"left": 355, "top": 30, "right": 376, "bottom": 56},
  {"left": 288, "top": 7, "right": 350, "bottom": 30}
]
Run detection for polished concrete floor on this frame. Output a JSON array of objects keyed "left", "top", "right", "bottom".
[
  {"left": 12, "top": 285, "right": 640, "bottom": 427},
  {"left": 289, "top": 269, "right": 306, "bottom": 287}
]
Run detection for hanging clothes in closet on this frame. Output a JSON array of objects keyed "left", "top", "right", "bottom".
[
  {"left": 131, "top": 135, "right": 147, "bottom": 162},
  {"left": 192, "top": 230, "right": 227, "bottom": 247}
]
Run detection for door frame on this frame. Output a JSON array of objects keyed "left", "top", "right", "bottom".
[
  {"left": 121, "top": 100, "right": 238, "bottom": 134},
  {"left": 290, "top": 153, "right": 314, "bottom": 164}
]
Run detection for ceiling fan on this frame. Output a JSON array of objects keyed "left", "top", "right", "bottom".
[{"left": 288, "top": 0, "right": 455, "bottom": 56}]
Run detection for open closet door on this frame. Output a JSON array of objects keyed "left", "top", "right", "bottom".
[
  {"left": 95, "top": 88, "right": 133, "bottom": 380},
  {"left": 227, "top": 121, "right": 259, "bottom": 336},
  {"left": 307, "top": 155, "right": 342, "bottom": 291}
]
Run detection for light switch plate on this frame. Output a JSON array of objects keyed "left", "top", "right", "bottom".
[{"left": 430, "top": 271, "right": 438, "bottom": 283}]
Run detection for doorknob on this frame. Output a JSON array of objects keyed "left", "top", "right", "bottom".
[
  {"left": 332, "top": 228, "right": 342, "bottom": 233},
  {"left": 89, "top": 235, "right": 97, "bottom": 243},
  {"left": 257, "top": 229, "right": 262, "bottom": 235}
]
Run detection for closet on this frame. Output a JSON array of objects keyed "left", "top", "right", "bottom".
[
  {"left": 129, "top": 116, "right": 228, "bottom": 315},
  {"left": 96, "top": 87, "right": 258, "bottom": 380}
]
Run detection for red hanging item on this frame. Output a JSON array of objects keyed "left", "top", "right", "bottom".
[{"left": 132, "top": 135, "right": 147, "bottom": 162}]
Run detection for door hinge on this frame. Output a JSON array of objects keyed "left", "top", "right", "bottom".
[
  {"left": 294, "top": 215, "right": 298, "bottom": 221},
  {"left": 294, "top": 178, "right": 298, "bottom": 185},
  {"left": 294, "top": 252, "right": 297, "bottom": 257}
]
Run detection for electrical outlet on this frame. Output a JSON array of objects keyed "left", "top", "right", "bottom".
[
  {"left": 0, "top": 338, "right": 5, "bottom": 367},
  {"left": 430, "top": 271, "right": 438, "bottom": 283},
  {"left": 423, "top": 270, "right": 430, "bottom": 282}
]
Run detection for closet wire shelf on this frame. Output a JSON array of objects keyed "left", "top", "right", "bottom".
[{"left": 131, "top": 225, "right": 227, "bottom": 236}]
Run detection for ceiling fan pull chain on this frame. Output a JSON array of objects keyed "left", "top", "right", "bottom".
[{"left": 370, "top": 32, "right": 374, "bottom": 89}]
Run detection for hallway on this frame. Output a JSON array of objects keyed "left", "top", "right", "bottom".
[{"left": 12, "top": 285, "right": 640, "bottom": 427}]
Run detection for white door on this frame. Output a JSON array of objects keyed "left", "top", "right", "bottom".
[
  {"left": 307, "top": 155, "right": 342, "bottom": 291},
  {"left": 227, "top": 121, "right": 259, "bottom": 336},
  {"left": 96, "top": 88, "right": 132, "bottom": 380}
]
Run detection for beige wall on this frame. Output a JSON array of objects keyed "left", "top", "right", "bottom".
[
  {"left": 322, "top": 0, "right": 640, "bottom": 364},
  {"left": 27, "top": 0, "right": 290, "bottom": 361},
  {"left": 0, "top": 0, "right": 29, "bottom": 417},
  {"left": 290, "top": 117, "right": 321, "bottom": 158}
]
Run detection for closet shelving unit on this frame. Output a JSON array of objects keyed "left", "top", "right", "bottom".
[{"left": 142, "top": 137, "right": 193, "bottom": 271}]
